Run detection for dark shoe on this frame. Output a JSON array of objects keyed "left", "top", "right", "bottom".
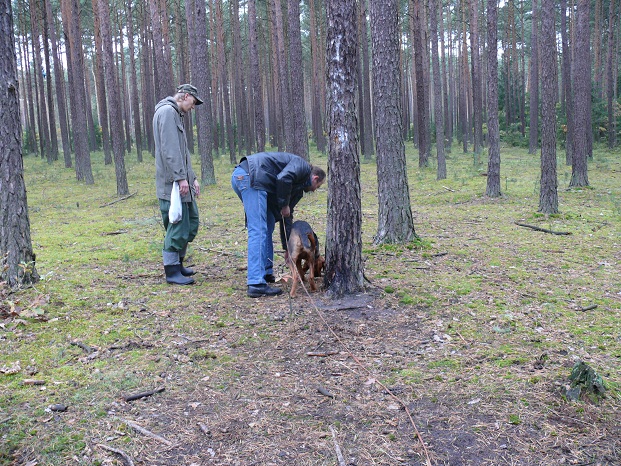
[
  {"left": 264, "top": 274, "right": 276, "bottom": 283},
  {"left": 180, "top": 259, "right": 196, "bottom": 276},
  {"left": 164, "top": 264, "right": 195, "bottom": 285},
  {"left": 247, "top": 284, "right": 283, "bottom": 298}
]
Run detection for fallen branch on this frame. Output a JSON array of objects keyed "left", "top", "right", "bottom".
[
  {"left": 515, "top": 222, "right": 571, "bottom": 236},
  {"left": 71, "top": 341, "right": 95, "bottom": 354},
  {"left": 577, "top": 304, "right": 598, "bottom": 312},
  {"left": 101, "top": 229, "right": 128, "bottom": 236},
  {"left": 123, "top": 387, "right": 165, "bottom": 402},
  {"left": 99, "top": 192, "right": 137, "bottom": 208},
  {"left": 97, "top": 444, "right": 135, "bottom": 466},
  {"left": 306, "top": 350, "right": 339, "bottom": 357},
  {"left": 317, "top": 386, "right": 335, "bottom": 398},
  {"left": 22, "top": 379, "right": 46, "bottom": 386},
  {"left": 121, "top": 419, "right": 172, "bottom": 446},
  {"left": 329, "top": 426, "right": 347, "bottom": 466}
]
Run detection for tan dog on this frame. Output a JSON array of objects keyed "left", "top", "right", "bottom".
[{"left": 287, "top": 221, "right": 325, "bottom": 297}]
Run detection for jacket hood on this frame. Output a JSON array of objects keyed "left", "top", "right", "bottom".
[{"left": 155, "top": 96, "right": 179, "bottom": 113}]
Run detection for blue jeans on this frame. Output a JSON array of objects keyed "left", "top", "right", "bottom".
[{"left": 232, "top": 166, "right": 275, "bottom": 285}]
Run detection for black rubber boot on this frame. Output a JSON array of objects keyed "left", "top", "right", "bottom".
[
  {"left": 164, "top": 264, "right": 195, "bottom": 285},
  {"left": 247, "top": 284, "right": 283, "bottom": 298},
  {"left": 179, "top": 258, "right": 196, "bottom": 277}
]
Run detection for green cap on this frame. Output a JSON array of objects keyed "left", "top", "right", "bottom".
[{"left": 176, "top": 84, "right": 204, "bottom": 105}]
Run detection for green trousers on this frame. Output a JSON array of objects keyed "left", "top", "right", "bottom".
[{"left": 159, "top": 199, "right": 199, "bottom": 252}]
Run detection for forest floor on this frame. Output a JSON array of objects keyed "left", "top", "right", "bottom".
[{"left": 2, "top": 145, "right": 621, "bottom": 466}]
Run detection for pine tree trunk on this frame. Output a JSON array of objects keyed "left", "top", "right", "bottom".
[
  {"left": 570, "top": 0, "right": 590, "bottom": 187},
  {"left": 1, "top": 0, "right": 39, "bottom": 287},
  {"left": 528, "top": 0, "right": 540, "bottom": 154},
  {"left": 95, "top": 0, "right": 128, "bottom": 195},
  {"left": 469, "top": 0, "right": 483, "bottom": 155},
  {"left": 248, "top": 0, "right": 266, "bottom": 152},
  {"left": 539, "top": 0, "right": 558, "bottom": 213},
  {"left": 429, "top": 1, "right": 446, "bottom": 179},
  {"left": 370, "top": 0, "right": 416, "bottom": 244},
  {"left": 62, "top": 0, "right": 93, "bottom": 184},
  {"left": 186, "top": 0, "right": 215, "bottom": 184},
  {"left": 486, "top": 0, "right": 501, "bottom": 198},
  {"left": 216, "top": 0, "right": 235, "bottom": 162},
  {"left": 125, "top": 2, "right": 143, "bottom": 162},
  {"left": 41, "top": 1, "right": 58, "bottom": 160},
  {"left": 325, "top": 0, "right": 364, "bottom": 296},
  {"left": 308, "top": 0, "right": 325, "bottom": 153},
  {"left": 359, "top": 0, "right": 374, "bottom": 160},
  {"left": 606, "top": 0, "right": 616, "bottom": 149},
  {"left": 561, "top": 0, "right": 574, "bottom": 165},
  {"left": 288, "top": 0, "right": 309, "bottom": 160},
  {"left": 92, "top": 4, "right": 112, "bottom": 164},
  {"left": 44, "top": 0, "right": 72, "bottom": 167},
  {"left": 411, "top": 0, "right": 430, "bottom": 166}
]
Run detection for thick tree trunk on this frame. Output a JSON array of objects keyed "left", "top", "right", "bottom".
[
  {"left": 288, "top": 0, "right": 309, "bottom": 160},
  {"left": 370, "top": 0, "right": 416, "bottom": 244},
  {"left": 95, "top": 0, "right": 128, "bottom": 195},
  {"left": 570, "top": 0, "right": 590, "bottom": 187},
  {"left": 325, "top": 0, "right": 364, "bottom": 296},
  {"left": 486, "top": 0, "right": 501, "bottom": 198},
  {"left": 538, "top": 0, "right": 558, "bottom": 213},
  {"left": 0, "top": 0, "right": 39, "bottom": 287}
]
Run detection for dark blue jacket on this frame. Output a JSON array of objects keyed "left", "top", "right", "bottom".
[{"left": 241, "top": 152, "right": 312, "bottom": 247}]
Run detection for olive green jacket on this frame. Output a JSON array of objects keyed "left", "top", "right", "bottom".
[{"left": 153, "top": 97, "right": 197, "bottom": 202}]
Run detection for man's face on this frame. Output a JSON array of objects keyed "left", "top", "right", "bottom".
[
  {"left": 304, "top": 175, "right": 325, "bottom": 192},
  {"left": 179, "top": 94, "right": 197, "bottom": 113}
]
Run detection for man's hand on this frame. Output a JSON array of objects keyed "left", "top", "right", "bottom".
[
  {"left": 281, "top": 205, "right": 290, "bottom": 217},
  {"left": 193, "top": 179, "right": 200, "bottom": 198},
  {"left": 178, "top": 179, "right": 190, "bottom": 196}
]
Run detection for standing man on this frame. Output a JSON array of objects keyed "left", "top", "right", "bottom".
[
  {"left": 232, "top": 152, "right": 326, "bottom": 297},
  {"left": 154, "top": 84, "right": 203, "bottom": 285}
]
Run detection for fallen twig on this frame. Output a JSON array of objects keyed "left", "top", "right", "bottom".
[
  {"left": 197, "top": 247, "right": 236, "bottom": 256},
  {"left": 97, "top": 444, "right": 135, "bottom": 466},
  {"left": 577, "top": 304, "right": 598, "bottom": 312},
  {"left": 121, "top": 418, "right": 172, "bottom": 446},
  {"left": 515, "top": 222, "right": 571, "bottom": 235},
  {"left": 123, "top": 387, "right": 165, "bottom": 402},
  {"left": 99, "top": 192, "right": 137, "bottom": 208},
  {"left": 306, "top": 350, "right": 339, "bottom": 357},
  {"left": 101, "top": 229, "right": 128, "bottom": 236},
  {"left": 71, "top": 341, "right": 95, "bottom": 354},
  {"left": 22, "top": 379, "right": 46, "bottom": 386},
  {"left": 329, "top": 426, "right": 347, "bottom": 466}
]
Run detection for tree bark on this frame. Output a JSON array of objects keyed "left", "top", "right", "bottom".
[
  {"left": 0, "top": 0, "right": 39, "bottom": 287},
  {"left": 215, "top": 0, "right": 235, "bottom": 163},
  {"left": 125, "top": 2, "right": 143, "bottom": 162},
  {"left": 61, "top": 0, "right": 93, "bottom": 184},
  {"left": 95, "top": 0, "right": 128, "bottom": 195},
  {"left": 560, "top": 0, "right": 574, "bottom": 165},
  {"left": 186, "top": 0, "right": 215, "bottom": 184},
  {"left": 411, "top": 0, "right": 430, "bottom": 166},
  {"left": 429, "top": 1, "right": 446, "bottom": 179},
  {"left": 539, "top": 0, "right": 558, "bottom": 213},
  {"left": 370, "top": 0, "right": 416, "bottom": 244},
  {"left": 325, "top": 0, "right": 364, "bottom": 296},
  {"left": 606, "top": 0, "right": 616, "bottom": 149},
  {"left": 359, "top": 0, "right": 374, "bottom": 160},
  {"left": 528, "top": 0, "right": 540, "bottom": 154},
  {"left": 570, "top": 0, "right": 590, "bottom": 187},
  {"left": 469, "top": 0, "right": 483, "bottom": 155},
  {"left": 288, "top": 0, "right": 309, "bottom": 159},
  {"left": 486, "top": 0, "right": 501, "bottom": 198},
  {"left": 92, "top": 2, "right": 112, "bottom": 164},
  {"left": 248, "top": 0, "right": 266, "bottom": 152}
]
